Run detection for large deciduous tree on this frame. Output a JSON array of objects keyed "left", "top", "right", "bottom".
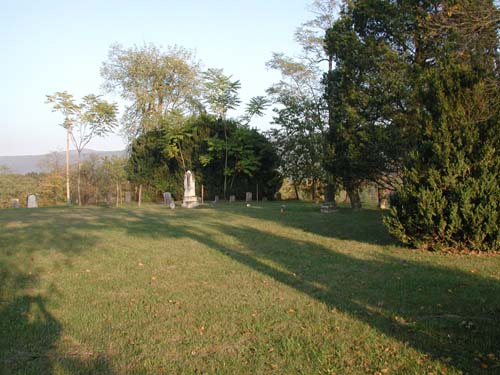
[
  {"left": 267, "top": 1, "right": 337, "bottom": 202},
  {"left": 101, "top": 43, "right": 203, "bottom": 138}
]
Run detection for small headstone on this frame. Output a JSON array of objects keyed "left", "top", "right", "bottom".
[
  {"left": 169, "top": 202, "right": 176, "bottom": 210},
  {"left": 125, "top": 191, "right": 132, "bottom": 203},
  {"left": 245, "top": 192, "right": 252, "bottom": 202},
  {"left": 26, "top": 194, "right": 37, "bottom": 208},
  {"left": 213, "top": 195, "right": 219, "bottom": 204},
  {"left": 320, "top": 202, "right": 337, "bottom": 213},
  {"left": 280, "top": 205, "right": 286, "bottom": 214},
  {"left": 229, "top": 195, "right": 236, "bottom": 203},
  {"left": 11, "top": 199, "right": 20, "bottom": 208},
  {"left": 106, "top": 192, "right": 113, "bottom": 204},
  {"left": 164, "top": 192, "right": 173, "bottom": 205}
]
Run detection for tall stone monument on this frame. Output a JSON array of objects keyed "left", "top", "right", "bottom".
[{"left": 182, "top": 170, "right": 199, "bottom": 208}]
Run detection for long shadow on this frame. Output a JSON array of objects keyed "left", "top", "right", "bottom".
[
  {"left": 172, "top": 221, "right": 500, "bottom": 374},
  {"left": 0, "top": 209, "right": 116, "bottom": 375},
  {"left": 209, "top": 201, "right": 397, "bottom": 246}
]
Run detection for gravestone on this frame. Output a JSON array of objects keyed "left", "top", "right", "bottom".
[
  {"left": 245, "top": 192, "right": 252, "bottom": 202},
  {"left": 163, "top": 192, "right": 173, "bottom": 205},
  {"left": 125, "top": 191, "right": 132, "bottom": 203},
  {"left": 214, "top": 195, "right": 219, "bottom": 204},
  {"left": 229, "top": 195, "right": 236, "bottom": 203},
  {"left": 106, "top": 192, "right": 113, "bottom": 205},
  {"left": 182, "top": 170, "right": 199, "bottom": 208},
  {"left": 26, "top": 194, "right": 37, "bottom": 208},
  {"left": 169, "top": 202, "right": 176, "bottom": 210},
  {"left": 320, "top": 184, "right": 338, "bottom": 213},
  {"left": 11, "top": 199, "right": 20, "bottom": 208}
]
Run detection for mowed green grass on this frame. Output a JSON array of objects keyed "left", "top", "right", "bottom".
[{"left": 0, "top": 202, "right": 499, "bottom": 375}]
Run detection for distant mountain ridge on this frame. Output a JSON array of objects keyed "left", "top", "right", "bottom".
[{"left": 0, "top": 150, "right": 126, "bottom": 174}]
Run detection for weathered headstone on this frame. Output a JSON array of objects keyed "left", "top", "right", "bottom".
[
  {"left": 11, "top": 199, "right": 20, "bottom": 208},
  {"left": 163, "top": 192, "right": 173, "bottom": 205},
  {"left": 26, "top": 194, "right": 37, "bottom": 208},
  {"left": 245, "top": 192, "right": 252, "bottom": 202},
  {"left": 125, "top": 191, "right": 132, "bottom": 203},
  {"left": 229, "top": 195, "right": 236, "bottom": 203},
  {"left": 320, "top": 184, "right": 338, "bottom": 213},
  {"left": 213, "top": 195, "right": 219, "bottom": 204},
  {"left": 182, "top": 170, "right": 199, "bottom": 208},
  {"left": 106, "top": 192, "right": 113, "bottom": 205}
]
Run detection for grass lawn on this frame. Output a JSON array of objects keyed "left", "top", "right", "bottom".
[{"left": 0, "top": 201, "right": 499, "bottom": 375}]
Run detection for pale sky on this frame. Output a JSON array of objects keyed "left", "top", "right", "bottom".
[{"left": 0, "top": 0, "right": 314, "bottom": 156}]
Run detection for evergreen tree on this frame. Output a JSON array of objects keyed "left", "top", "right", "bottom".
[{"left": 385, "top": 0, "right": 500, "bottom": 251}]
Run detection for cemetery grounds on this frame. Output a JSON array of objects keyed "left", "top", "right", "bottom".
[{"left": 0, "top": 202, "right": 499, "bottom": 374}]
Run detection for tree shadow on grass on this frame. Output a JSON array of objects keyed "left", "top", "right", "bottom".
[
  {"left": 0, "top": 293, "right": 116, "bottom": 375},
  {"left": 211, "top": 201, "right": 397, "bottom": 246},
  {"left": 0, "top": 210, "right": 116, "bottom": 375},
  {"left": 175, "top": 221, "right": 500, "bottom": 374}
]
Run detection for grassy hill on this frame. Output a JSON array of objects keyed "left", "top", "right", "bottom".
[
  {"left": 0, "top": 149, "right": 125, "bottom": 174},
  {"left": 1, "top": 202, "right": 499, "bottom": 374}
]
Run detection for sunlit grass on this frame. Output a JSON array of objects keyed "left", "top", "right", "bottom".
[{"left": 1, "top": 202, "right": 499, "bottom": 374}]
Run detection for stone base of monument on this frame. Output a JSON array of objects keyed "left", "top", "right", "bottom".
[
  {"left": 320, "top": 203, "right": 338, "bottom": 213},
  {"left": 182, "top": 196, "right": 199, "bottom": 208}
]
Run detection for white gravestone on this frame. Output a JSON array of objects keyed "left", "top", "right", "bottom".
[
  {"left": 26, "top": 194, "right": 38, "bottom": 208},
  {"left": 229, "top": 195, "right": 236, "bottom": 203},
  {"left": 245, "top": 192, "right": 252, "bottom": 202},
  {"left": 182, "top": 171, "right": 199, "bottom": 208}
]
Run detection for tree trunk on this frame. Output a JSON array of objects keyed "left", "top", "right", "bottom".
[
  {"left": 293, "top": 182, "right": 300, "bottom": 200},
  {"left": 66, "top": 126, "right": 71, "bottom": 205},
  {"left": 311, "top": 178, "right": 317, "bottom": 201},
  {"left": 138, "top": 184, "right": 142, "bottom": 207},
  {"left": 77, "top": 150, "right": 82, "bottom": 206},
  {"left": 116, "top": 183, "right": 119, "bottom": 207},
  {"left": 346, "top": 185, "right": 362, "bottom": 210},
  {"left": 223, "top": 124, "right": 228, "bottom": 200},
  {"left": 178, "top": 142, "right": 186, "bottom": 173}
]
